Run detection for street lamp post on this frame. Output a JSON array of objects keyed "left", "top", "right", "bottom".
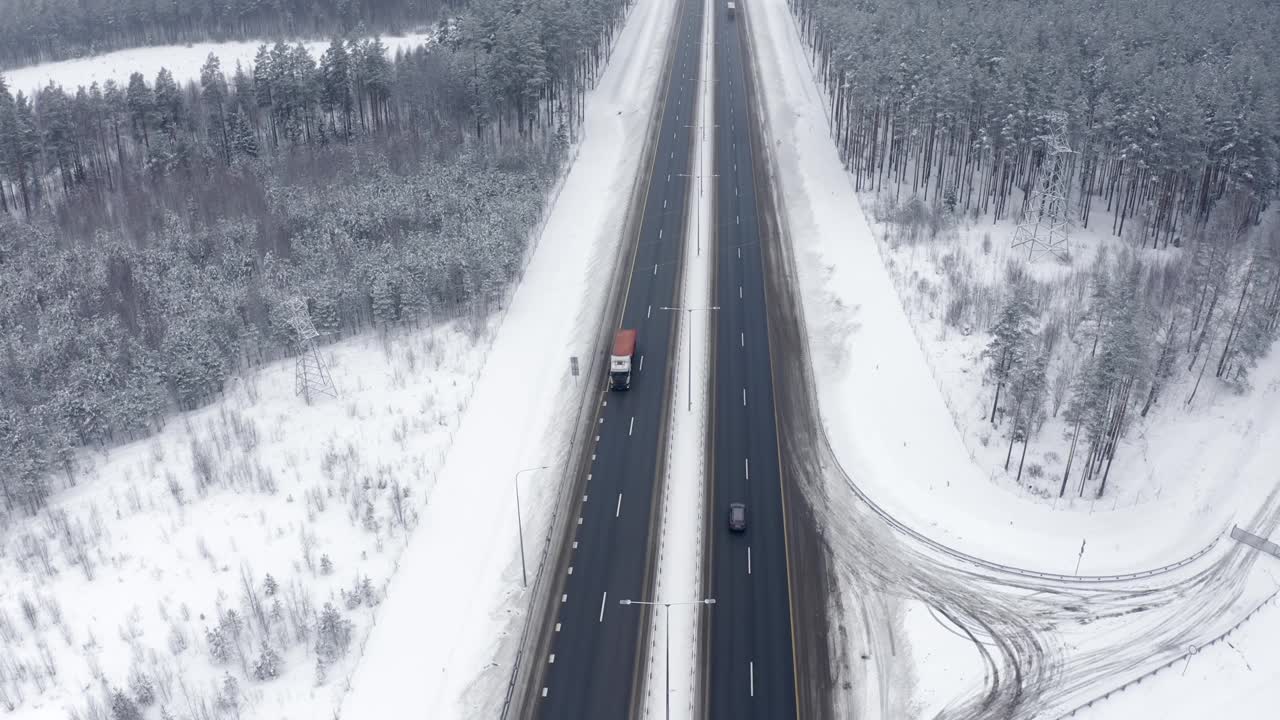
[
  {"left": 618, "top": 598, "right": 716, "bottom": 720},
  {"left": 660, "top": 306, "right": 719, "bottom": 411},
  {"left": 514, "top": 465, "right": 549, "bottom": 587}
]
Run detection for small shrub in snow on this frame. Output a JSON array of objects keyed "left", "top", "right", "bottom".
[
  {"left": 1026, "top": 463, "right": 1044, "bottom": 480},
  {"left": 206, "top": 626, "right": 229, "bottom": 664},
  {"left": 167, "top": 624, "right": 188, "bottom": 656},
  {"left": 129, "top": 670, "right": 155, "bottom": 706},
  {"left": 320, "top": 554, "right": 334, "bottom": 575},
  {"left": 315, "top": 657, "right": 328, "bottom": 686},
  {"left": 217, "top": 673, "right": 240, "bottom": 714},
  {"left": 252, "top": 645, "right": 281, "bottom": 681},
  {"left": 110, "top": 687, "right": 141, "bottom": 720},
  {"left": 361, "top": 576, "right": 379, "bottom": 607},
  {"left": 263, "top": 574, "right": 279, "bottom": 597}
]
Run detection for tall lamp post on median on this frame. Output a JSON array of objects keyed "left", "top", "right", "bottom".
[
  {"left": 618, "top": 597, "right": 716, "bottom": 720},
  {"left": 660, "top": 306, "right": 719, "bottom": 411},
  {"left": 514, "top": 465, "right": 549, "bottom": 587}
]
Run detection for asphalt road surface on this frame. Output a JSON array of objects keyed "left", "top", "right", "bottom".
[
  {"left": 704, "top": 2, "right": 800, "bottom": 718},
  {"left": 530, "top": 0, "right": 704, "bottom": 716}
]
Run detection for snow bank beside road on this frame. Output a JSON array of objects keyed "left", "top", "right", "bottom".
[
  {"left": 740, "top": 0, "right": 1262, "bottom": 575},
  {"left": 338, "top": 0, "right": 679, "bottom": 717}
]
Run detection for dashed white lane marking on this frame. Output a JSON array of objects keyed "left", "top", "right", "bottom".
[
  {"left": 599, "top": 592, "right": 608, "bottom": 623},
  {"left": 667, "top": 174, "right": 671, "bottom": 182},
  {"left": 588, "top": 473, "right": 592, "bottom": 481},
  {"left": 616, "top": 493, "right": 623, "bottom": 517},
  {"left": 735, "top": 186, "right": 739, "bottom": 197},
  {"left": 599, "top": 417, "right": 604, "bottom": 424},
  {"left": 654, "top": 263, "right": 658, "bottom": 275},
  {"left": 743, "top": 388, "right": 747, "bottom": 406},
  {"left": 562, "top": 594, "right": 568, "bottom": 603},
  {"left": 572, "top": 541, "right": 578, "bottom": 549},
  {"left": 750, "top": 661, "right": 755, "bottom": 696},
  {"left": 739, "top": 286, "right": 743, "bottom": 299},
  {"left": 748, "top": 546, "right": 752, "bottom": 574},
  {"left": 736, "top": 215, "right": 740, "bottom": 225},
  {"left": 639, "top": 355, "right": 645, "bottom": 372},
  {"left": 550, "top": 653, "right": 556, "bottom": 663},
  {"left": 664, "top": 199, "right": 668, "bottom": 209},
  {"left": 659, "top": 228, "right": 663, "bottom": 239},
  {"left": 578, "top": 517, "right": 583, "bottom": 525},
  {"left": 745, "top": 458, "right": 750, "bottom": 480},
  {"left": 741, "top": 332, "right": 745, "bottom": 347},
  {"left": 737, "top": 247, "right": 741, "bottom": 258},
  {"left": 583, "top": 494, "right": 589, "bottom": 502},
  {"left": 555, "top": 623, "right": 562, "bottom": 632},
  {"left": 568, "top": 566, "right": 574, "bottom": 575},
  {"left": 648, "top": 305, "right": 652, "bottom": 318},
  {"left": 629, "top": 417, "right": 635, "bottom": 436},
  {"left": 542, "top": 688, "right": 548, "bottom": 698}
]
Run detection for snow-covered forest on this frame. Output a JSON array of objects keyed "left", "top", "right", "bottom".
[
  {"left": 0, "top": 0, "right": 628, "bottom": 518},
  {"left": 0, "top": 0, "right": 441, "bottom": 68},
  {"left": 793, "top": 0, "right": 1280, "bottom": 498}
]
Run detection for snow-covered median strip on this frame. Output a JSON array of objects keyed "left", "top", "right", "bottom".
[
  {"left": 638, "top": 0, "right": 715, "bottom": 715},
  {"left": 337, "top": 0, "right": 680, "bottom": 718}
]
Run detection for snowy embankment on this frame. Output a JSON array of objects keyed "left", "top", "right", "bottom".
[
  {"left": 741, "top": 0, "right": 1275, "bottom": 576},
  {"left": 337, "top": 0, "right": 679, "bottom": 717},
  {"left": 637, "top": 0, "right": 715, "bottom": 714},
  {"left": 2, "top": 32, "right": 435, "bottom": 95}
]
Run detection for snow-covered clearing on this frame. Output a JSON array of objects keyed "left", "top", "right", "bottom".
[
  {"left": 338, "top": 0, "right": 680, "bottom": 717},
  {"left": 637, "top": 0, "right": 715, "bottom": 713},
  {"left": 742, "top": 0, "right": 1275, "bottom": 576},
  {"left": 1, "top": 322, "right": 486, "bottom": 719},
  {"left": 1, "top": 33, "right": 435, "bottom": 96}
]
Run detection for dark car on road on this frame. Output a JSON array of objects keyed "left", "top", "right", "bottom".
[{"left": 728, "top": 502, "right": 746, "bottom": 532}]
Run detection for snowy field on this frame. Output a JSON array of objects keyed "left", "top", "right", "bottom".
[
  {"left": 1, "top": 32, "right": 435, "bottom": 96},
  {"left": 0, "top": 322, "right": 487, "bottom": 719}
]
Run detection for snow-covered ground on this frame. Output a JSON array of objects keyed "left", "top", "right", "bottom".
[
  {"left": 637, "top": 0, "right": 715, "bottom": 713},
  {"left": 1, "top": 32, "right": 435, "bottom": 96},
  {"left": 337, "top": 0, "right": 680, "bottom": 717},
  {"left": 1, "top": 322, "right": 487, "bottom": 719}
]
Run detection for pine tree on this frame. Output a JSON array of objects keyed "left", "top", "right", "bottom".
[
  {"left": 984, "top": 281, "right": 1036, "bottom": 424},
  {"left": 320, "top": 38, "right": 353, "bottom": 138},
  {"left": 125, "top": 72, "right": 154, "bottom": 148},
  {"left": 201, "top": 54, "right": 230, "bottom": 163}
]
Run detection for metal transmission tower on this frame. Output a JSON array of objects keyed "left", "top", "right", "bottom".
[
  {"left": 1011, "top": 112, "right": 1074, "bottom": 261},
  {"left": 285, "top": 297, "right": 337, "bottom": 402}
]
